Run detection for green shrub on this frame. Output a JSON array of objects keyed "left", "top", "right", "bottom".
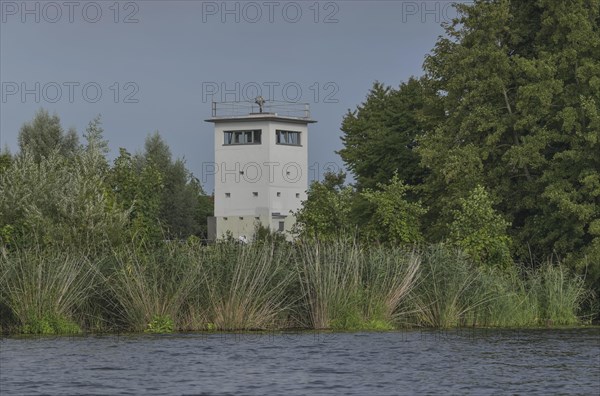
[
  {"left": 22, "top": 314, "right": 81, "bottom": 335},
  {"left": 145, "top": 315, "right": 175, "bottom": 333},
  {"left": 449, "top": 186, "right": 512, "bottom": 269}
]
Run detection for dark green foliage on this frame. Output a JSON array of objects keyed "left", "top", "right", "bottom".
[
  {"left": 109, "top": 148, "right": 164, "bottom": 241},
  {"left": 1, "top": 111, "right": 213, "bottom": 250},
  {"left": 294, "top": 171, "right": 427, "bottom": 244},
  {"left": 0, "top": 149, "right": 128, "bottom": 251},
  {"left": 449, "top": 185, "right": 512, "bottom": 269},
  {"left": 253, "top": 223, "right": 288, "bottom": 244},
  {"left": 339, "top": 78, "right": 442, "bottom": 192},
  {"left": 293, "top": 171, "right": 355, "bottom": 238},
  {"left": 418, "top": 0, "right": 600, "bottom": 278},
  {"left": 328, "top": 0, "right": 599, "bottom": 309},
  {"left": 361, "top": 173, "right": 426, "bottom": 243},
  {"left": 138, "top": 132, "right": 213, "bottom": 240},
  {"left": 145, "top": 315, "right": 175, "bottom": 333}
]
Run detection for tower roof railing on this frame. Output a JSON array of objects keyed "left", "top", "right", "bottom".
[{"left": 211, "top": 100, "right": 311, "bottom": 119}]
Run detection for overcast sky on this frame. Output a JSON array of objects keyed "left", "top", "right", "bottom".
[{"left": 1, "top": 0, "right": 462, "bottom": 192}]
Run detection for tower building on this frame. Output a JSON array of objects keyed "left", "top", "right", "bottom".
[{"left": 206, "top": 99, "right": 316, "bottom": 241}]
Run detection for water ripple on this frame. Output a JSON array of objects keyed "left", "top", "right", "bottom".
[{"left": 1, "top": 329, "right": 598, "bottom": 395}]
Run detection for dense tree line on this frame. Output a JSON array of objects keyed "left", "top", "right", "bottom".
[
  {"left": 0, "top": 109, "right": 213, "bottom": 251},
  {"left": 295, "top": 0, "right": 599, "bottom": 296}
]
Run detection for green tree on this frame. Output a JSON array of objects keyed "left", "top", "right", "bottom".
[
  {"left": 83, "top": 115, "right": 109, "bottom": 156},
  {"left": 109, "top": 148, "right": 163, "bottom": 241},
  {"left": 161, "top": 159, "right": 202, "bottom": 238},
  {"left": 361, "top": 173, "right": 426, "bottom": 244},
  {"left": 339, "top": 78, "right": 442, "bottom": 192},
  {"left": 449, "top": 185, "right": 512, "bottom": 269},
  {"left": 293, "top": 172, "right": 355, "bottom": 239},
  {"left": 139, "top": 132, "right": 212, "bottom": 239},
  {"left": 0, "top": 147, "right": 128, "bottom": 250},
  {"left": 418, "top": 0, "right": 600, "bottom": 278},
  {"left": 17, "top": 109, "right": 79, "bottom": 162},
  {"left": 0, "top": 146, "right": 12, "bottom": 176}
]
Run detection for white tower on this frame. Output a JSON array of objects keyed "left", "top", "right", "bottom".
[{"left": 206, "top": 100, "right": 316, "bottom": 241}]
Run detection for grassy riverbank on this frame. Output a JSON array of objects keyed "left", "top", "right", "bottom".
[{"left": 0, "top": 240, "right": 594, "bottom": 335}]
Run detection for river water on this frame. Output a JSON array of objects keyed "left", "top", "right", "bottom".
[{"left": 1, "top": 329, "right": 598, "bottom": 395}]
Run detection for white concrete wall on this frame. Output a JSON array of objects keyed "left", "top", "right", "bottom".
[{"left": 211, "top": 116, "right": 309, "bottom": 240}]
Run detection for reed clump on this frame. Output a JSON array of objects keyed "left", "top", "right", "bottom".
[
  {"left": 296, "top": 239, "right": 420, "bottom": 330},
  {"left": 103, "top": 242, "right": 199, "bottom": 332},
  {"left": 193, "top": 242, "right": 295, "bottom": 330},
  {"left": 0, "top": 240, "right": 592, "bottom": 334},
  {"left": 408, "top": 244, "right": 488, "bottom": 328},
  {"left": 0, "top": 246, "right": 96, "bottom": 334},
  {"left": 529, "top": 262, "right": 588, "bottom": 325}
]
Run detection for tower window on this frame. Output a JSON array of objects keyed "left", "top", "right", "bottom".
[
  {"left": 296, "top": 193, "right": 300, "bottom": 198},
  {"left": 225, "top": 193, "right": 231, "bottom": 198},
  {"left": 276, "top": 192, "right": 281, "bottom": 197},
  {"left": 276, "top": 130, "right": 301, "bottom": 146},
  {"left": 224, "top": 130, "right": 262, "bottom": 145},
  {"left": 252, "top": 192, "right": 258, "bottom": 197}
]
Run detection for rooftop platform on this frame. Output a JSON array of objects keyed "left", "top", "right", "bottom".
[{"left": 205, "top": 100, "right": 316, "bottom": 124}]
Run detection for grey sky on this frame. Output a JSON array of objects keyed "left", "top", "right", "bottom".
[{"left": 0, "top": 0, "right": 460, "bottom": 192}]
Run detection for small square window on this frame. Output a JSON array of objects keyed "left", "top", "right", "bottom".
[
  {"left": 225, "top": 193, "right": 231, "bottom": 198},
  {"left": 223, "top": 217, "right": 228, "bottom": 221},
  {"left": 278, "top": 221, "right": 285, "bottom": 232},
  {"left": 239, "top": 217, "right": 244, "bottom": 220},
  {"left": 252, "top": 192, "right": 258, "bottom": 197},
  {"left": 255, "top": 216, "right": 260, "bottom": 220},
  {"left": 296, "top": 193, "right": 300, "bottom": 198},
  {"left": 276, "top": 192, "right": 281, "bottom": 197}
]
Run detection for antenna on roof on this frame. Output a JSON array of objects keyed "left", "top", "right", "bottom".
[{"left": 255, "top": 96, "right": 265, "bottom": 113}]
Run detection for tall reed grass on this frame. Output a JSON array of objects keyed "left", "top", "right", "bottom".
[
  {"left": 0, "top": 247, "right": 96, "bottom": 334},
  {"left": 0, "top": 240, "right": 592, "bottom": 334},
  {"left": 297, "top": 240, "right": 420, "bottom": 330},
  {"left": 529, "top": 262, "right": 588, "bottom": 325},
  {"left": 474, "top": 269, "right": 538, "bottom": 327},
  {"left": 193, "top": 242, "right": 294, "bottom": 330},
  {"left": 104, "top": 243, "right": 198, "bottom": 332},
  {"left": 409, "top": 244, "right": 489, "bottom": 328},
  {"left": 297, "top": 239, "right": 363, "bottom": 329},
  {"left": 359, "top": 247, "right": 420, "bottom": 327},
  {"left": 407, "top": 245, "right": 588, "bottom": 328}
]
